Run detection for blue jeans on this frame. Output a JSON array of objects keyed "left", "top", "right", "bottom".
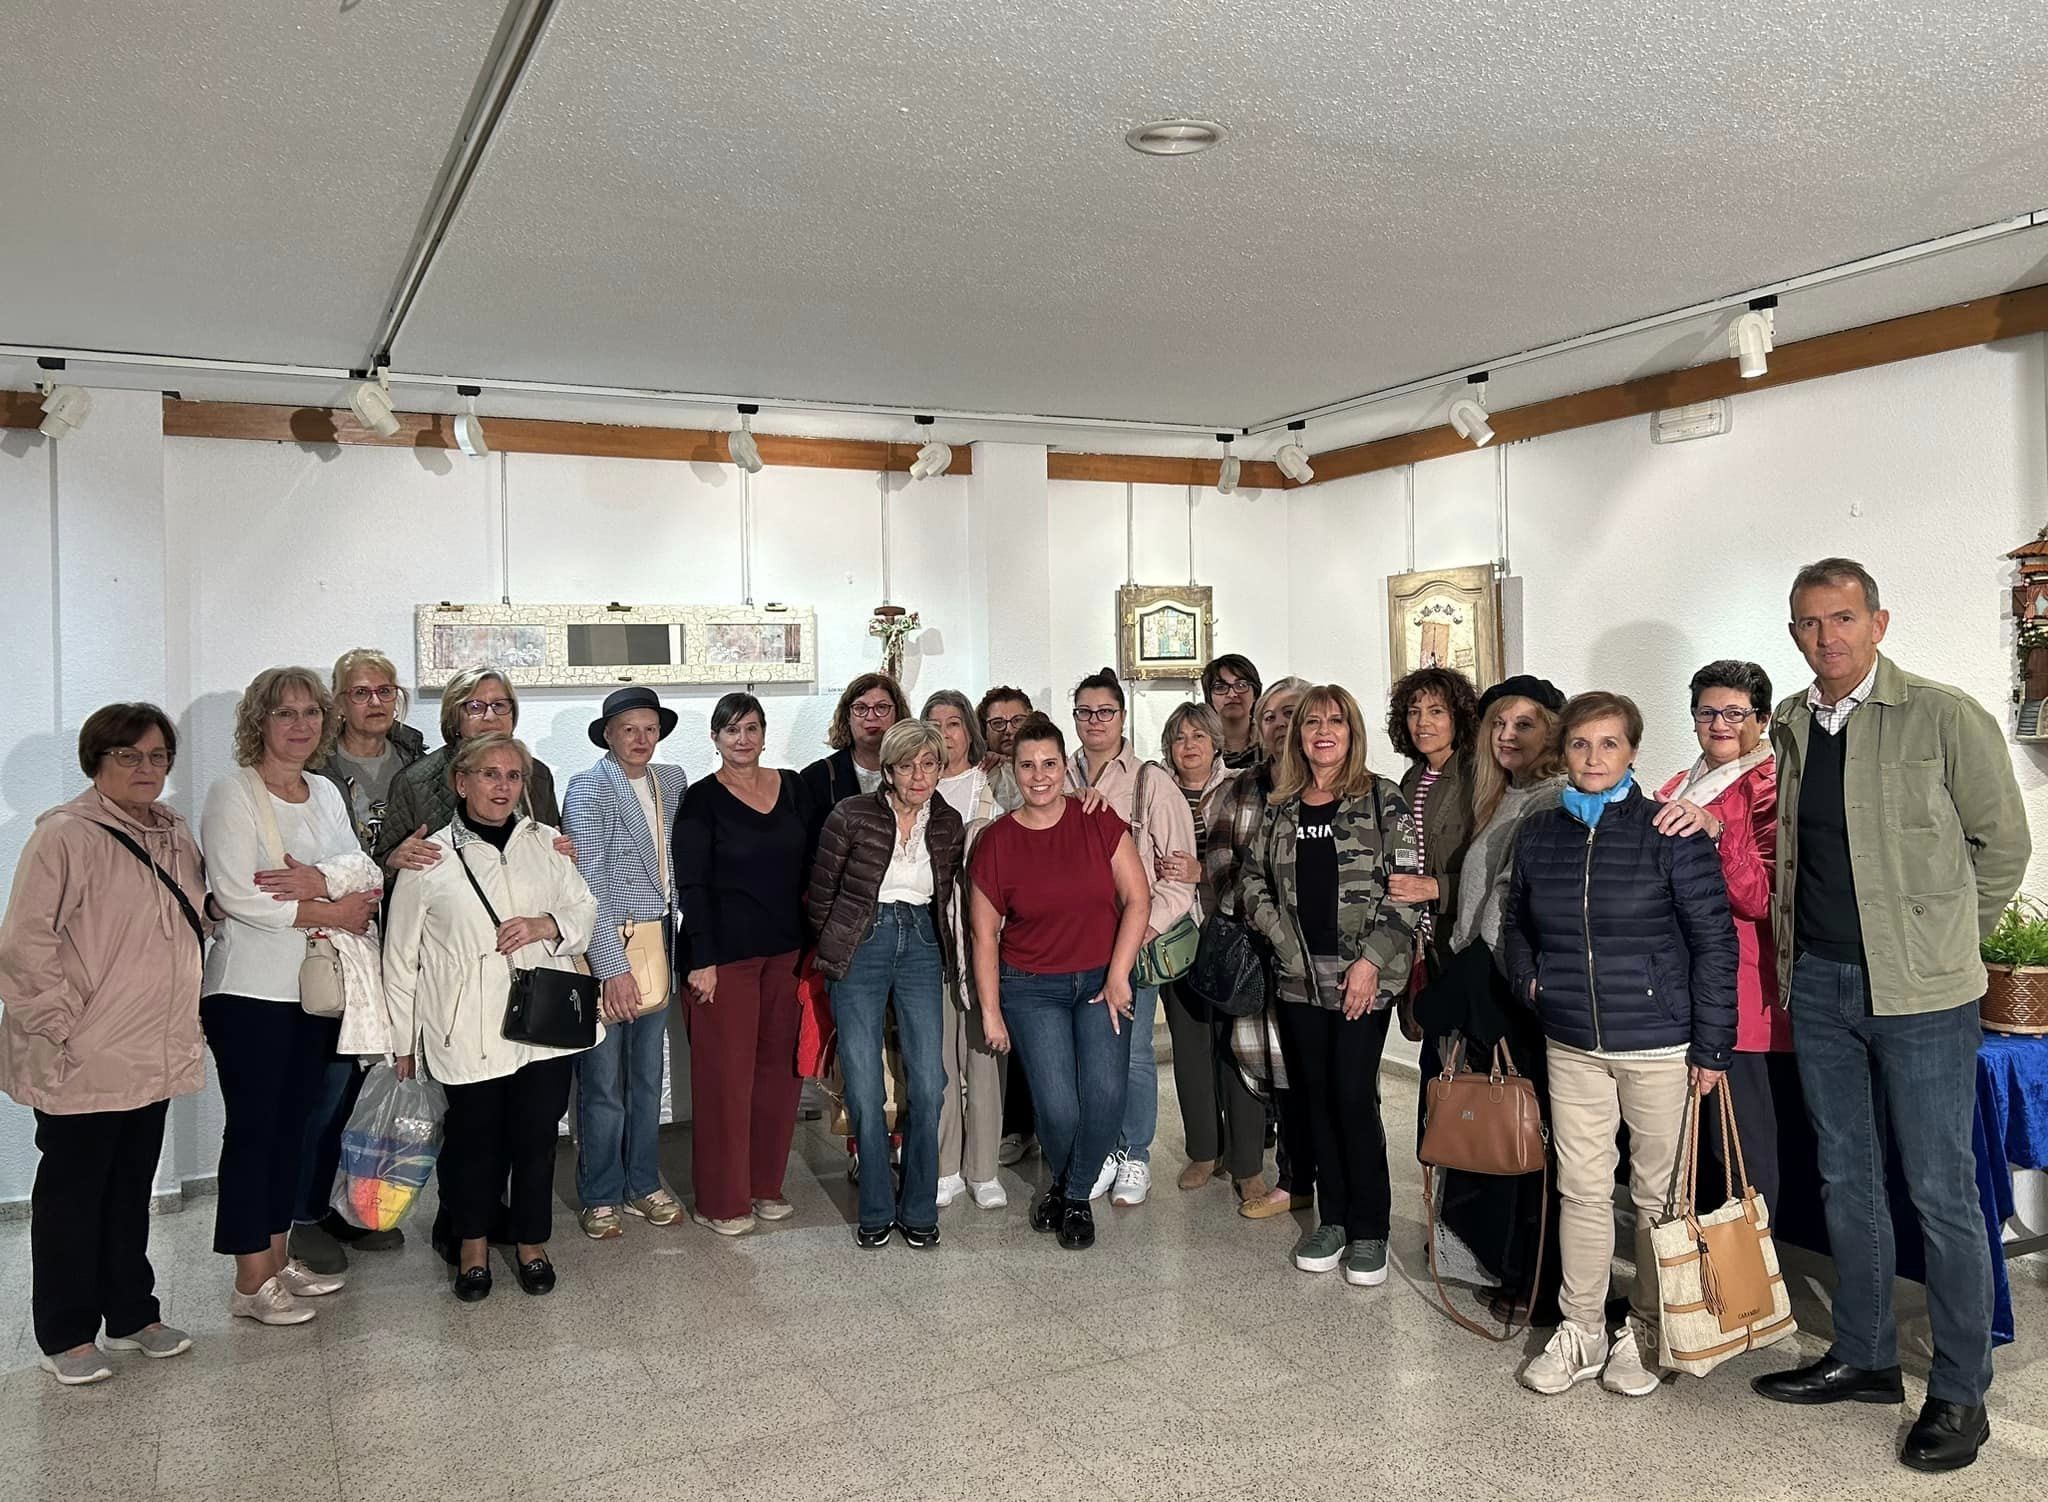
[
  {"left": 1790, "top": 953, "right": 1993, "bottom": 1405},
  {"left": 575, "top": 1009, "right": 668, "bottom": 1206},
  {"left": 832, "top": 903, "right": 946, "bottom": 1232},
  {"left": 999, "top": 965, "right": 1130, "bottom": 1197},
  {"left": 1117, "top": 984, "right": 1161, "bottom": 1163}
]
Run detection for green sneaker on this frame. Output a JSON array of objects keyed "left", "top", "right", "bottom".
[
  {"left": 1343, "top": 1238, "right": 1389, "bottom": 1287},
  {"left": 1292, "top": 1224, "right": 1346, "bottom": 1273}
]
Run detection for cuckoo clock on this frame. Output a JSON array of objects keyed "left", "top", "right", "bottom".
[{"left": 2007, "top": 528, "right": 2048, "bottom": 740}]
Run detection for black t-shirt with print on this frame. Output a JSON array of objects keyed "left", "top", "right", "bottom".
[{"left": 1296, "top": 799, "right": 1340, "bottom": 957}]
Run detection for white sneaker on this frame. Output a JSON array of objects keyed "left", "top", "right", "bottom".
[
  {"left": 1518, "top": 1321, "right": 1608, "bottom": 1396},
  {"left": 1111, "top": 1158, "right": 1152, "bottom": 1206},
  {"left": 1600, "top": 1319, "right": 1662, "bottom": 1397},
  {"left": 970, "top": 1178, "right": 1008, "bottom": 1210},
  {"left": 230, "top": 1276, "right": 317, "bottom": 1326},
  {"left": 277, "top": 1258, "right": 345, "bottom": 1297},
  {"left": 935, "top": 1174, "right": 967, "bottom": 1209},
  {"left": 1089, "top": 1152, "right": 1121, "bottom": 1201}
]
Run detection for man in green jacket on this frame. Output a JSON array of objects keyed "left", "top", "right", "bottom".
[{"left": 1752, "top": 559, "right": 2028, "bottom": 1475}]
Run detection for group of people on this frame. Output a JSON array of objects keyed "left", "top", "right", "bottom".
[{"left": 0, "top": 557, "right": 2023, "bottom": 1474}]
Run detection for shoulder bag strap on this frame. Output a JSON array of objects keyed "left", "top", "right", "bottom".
[
  {"left": 242, "top": 765, "right": 287, "bottom": 866},
  {"left": 456, "top": 845, "right": 506, "bottom": 929},
  {"left": 88, "top": 822, "right": 205, "bottom": 948}
]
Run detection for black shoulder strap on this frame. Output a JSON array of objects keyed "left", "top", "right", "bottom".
[
  {"left": 88, "top": 822, "right": 204, "bottom": 949},
  {"left": 456, "top": 846, "right": 505, "bottom": 928}
]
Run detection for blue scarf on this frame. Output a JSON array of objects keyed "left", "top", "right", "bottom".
[{"left": 1561, "top": 770, "right": 1635, "bottom": 828}]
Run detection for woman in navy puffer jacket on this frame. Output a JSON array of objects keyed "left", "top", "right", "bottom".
[{"left": 1503, "top": 691, "right": 1737, "bottom": 1402}]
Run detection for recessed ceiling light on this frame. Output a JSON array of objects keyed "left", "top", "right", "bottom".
[{"left": 1126, "top": 119, "right": 1225, "bottom": 157}]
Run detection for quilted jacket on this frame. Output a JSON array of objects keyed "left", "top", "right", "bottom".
[
  {"left": 375, "top": 741, "right": 561, "bottom": 867},
  {"left": 1502, "top": 786, "right": 1738, "bottom": 1069},
  {"left": 805, "top": 789, "right": 965, "bottom": 981}
]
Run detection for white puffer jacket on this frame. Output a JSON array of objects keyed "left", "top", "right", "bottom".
[{"left": 382, "top": 817, "right": 600, "bottom": 1085}]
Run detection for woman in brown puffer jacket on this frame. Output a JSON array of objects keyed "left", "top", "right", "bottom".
[{"left": 806, "top": 719, "right": 964, "bottom": 1248}]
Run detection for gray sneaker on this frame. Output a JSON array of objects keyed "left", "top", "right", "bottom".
[
  {"left": 1342, "top": 1239, "right": 1389, "bottom": 1287},
  {"left": 39, "top": 1348, "right": 114, "bottom": 1386},
  {"left": 104, "top": 1323, "right": 193, "bottom": 1359},
  {"left": 1292, "top": 1224, "right": 1347, "bottom": 1273}
]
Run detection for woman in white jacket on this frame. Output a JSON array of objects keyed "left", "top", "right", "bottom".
[{"left": 385, "top": 735, "right": 598, "bottom": 1302}]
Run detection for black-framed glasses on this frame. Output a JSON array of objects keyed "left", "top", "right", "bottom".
[
  {"left": 983, "top": 714, "right": 1029, "bottom": 733},
  {"left": 1692, "top": 706, "right": 1760, "bottom": 727},
  {"left": 1073, "top": 706, "right": 1121, "bottom": 724},
  {"left": 106, "top": 748, "right": 174, "bottom": 770},
  {"left": 850, "top": 702, "right": 895, "bottom": 720},
  {"left": 1210, "top": 680, "right": 1254, "bottom": 699},
  {"left": 346, "top": 684, "right": 400, "bottom": 705}
]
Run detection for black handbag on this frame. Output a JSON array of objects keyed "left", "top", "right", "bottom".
[
  {"left": 1184, "top": 911, "right": 1267, "bottom": 1018},
  {"left": 458, "top": 848, "right": 598, "bottom": 1051}
]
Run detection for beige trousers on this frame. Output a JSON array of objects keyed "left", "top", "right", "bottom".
[
  {"left": 1547, "top": 1041, "right": 1690, "bottom": 1332},
  {"left": 939, "top": 985, "right": 1004, "bottom": 1185}
]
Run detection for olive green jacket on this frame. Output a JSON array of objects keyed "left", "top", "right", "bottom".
[{"left": 1770, "top": 654, "right": 2029, "bottom": 1015}]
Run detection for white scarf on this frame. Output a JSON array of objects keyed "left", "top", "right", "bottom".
[{"left": 1665, "top": 743, "right": 1773, "bottom": 810}]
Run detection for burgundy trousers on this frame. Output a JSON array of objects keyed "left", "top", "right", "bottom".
[{"left": 688, "top": 951, "right": 803, "bottom": 1220}]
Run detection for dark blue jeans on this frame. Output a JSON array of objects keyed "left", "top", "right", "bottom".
[
  {"left": 831, "top": 903, "right": 946, "bottom": 1232},
  {"left": 575, "top": 1010, "right": 668, "bottom": 1207},
  {"left": 999, "top": 964, "right": 1129, "bottom": 1198},
  {"left": 1790, "top": 953, "right": 1993, "bottom": 1405}
]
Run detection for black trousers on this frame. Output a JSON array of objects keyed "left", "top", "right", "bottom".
[
  {"left": 1275, "top": 999, "right": 1394, "bottom": 1240},
  {"left": 1163, "top": 982, "right": 1265, "bottom": 1179},
  {"left": 31, "top": 1101, "right": 169, "bottom": 1355},
  {"left": 1003, "top": 1051, "right": 1036, "bottom": 1138},
  {"left": 200, "top": 995, "right": 339, "bottom": 1255},
  {"left": 1698, "top": 1049, "right": 1806, "bottom": 1217},
  {"left": 440, "top": 1056, "right": 574, "bottom": 1245}
]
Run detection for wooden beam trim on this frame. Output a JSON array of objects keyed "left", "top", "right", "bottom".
[
  {"left": 1, "top": 389, "right": 45, "bottom": 429},
  {"left": 1302, "top": 282, "right": 2048, "bottom": 485},
  {"left": 1046, "top": 451, "right": 1292, "bottom": 490}
]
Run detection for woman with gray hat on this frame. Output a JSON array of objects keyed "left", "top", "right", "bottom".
[{"left": 563, "top": 688, "right": 689, "bottom": 1240}]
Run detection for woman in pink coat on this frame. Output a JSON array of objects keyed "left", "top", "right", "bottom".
[{"left": 1652, "top": 660, "right": 1796, "bottom": 1212}]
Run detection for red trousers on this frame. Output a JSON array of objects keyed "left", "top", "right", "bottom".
[{"left": 688, "top": 951, "right": 803, "bottom": 1220}]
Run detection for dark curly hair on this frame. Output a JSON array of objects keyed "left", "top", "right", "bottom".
[{"left": 1385, "top": 667, "right": 1481, "bottom": 763}]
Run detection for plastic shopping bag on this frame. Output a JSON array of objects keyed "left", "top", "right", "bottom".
[{"left": 331, "top": 1062, "right": 446, "bottom": 1232}]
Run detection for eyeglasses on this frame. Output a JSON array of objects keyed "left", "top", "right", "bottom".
[
  {"left": 982, "top": 715, "right": 1029, "bottom": 733},
  {"left": 1210, "top": 680, "right": 1254, "bottom": 699},
  {"left": 106, "top": 748, "right": 174, "bottom": 770},
  {"left": 463, "top": 699, "right": 514, "bottom": 719},
  {"left": 466, "top": 766, "right": 525, "bottom": 784},
  {"left": 267, "top": 706, "right": 326, "bottom": 725},
  {"left": 346, "top": 685, "right": 400, "bottom": 705},
  {"left": 850, "top": 703, "right": 895, "bottom": 720},
  {"left": 1692, "top": 707, "right": 1760, "bottom": 727},
  {"left": 1073, "top": 706, "right": 1121, "bottom": 724}
]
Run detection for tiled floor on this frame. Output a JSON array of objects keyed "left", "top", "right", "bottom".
[{"left": 1, "top": 1069, "right": 2044, "bottom": 1501}]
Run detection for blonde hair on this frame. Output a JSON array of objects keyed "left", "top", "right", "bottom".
[
  {"left": 438, "top": 666, "right": 519, "bottom": 746},
  {"left": 1470, "top": 695, "right": 1566, "bottom": 830},
  {"left": 880, "top": 719, "right": 946, "bottom": 789},
  {"left": 1268, "top": 685, "right": 1376, "bottom": 803},
  {"left": 231, "top": 666, "right": 337, "bottom": 769},
  {"left": 332, "top": 648, "right": 409, "bottom": 716},
  {"left": 449, "top": 732, "right": 532, "bottom": 788}
]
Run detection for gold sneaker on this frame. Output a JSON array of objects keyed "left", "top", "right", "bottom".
[
  {"left": 579, "top": 1205, "right": 624, "bottom": 1240},
  {"left": 625, "top": 1189, "right": 681, "bottom": 1226}
]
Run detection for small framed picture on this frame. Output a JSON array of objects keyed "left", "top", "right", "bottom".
[
  {"left": 1117, "top": 584, "right": 1213, "bottom": 682},
  {"left": 1386, "top": 564, "right": 1502, "bottom": 689}
]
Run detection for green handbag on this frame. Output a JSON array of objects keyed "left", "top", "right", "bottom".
[{"left": 1134, "top": 912, "right": 1200, "bottom": 987}]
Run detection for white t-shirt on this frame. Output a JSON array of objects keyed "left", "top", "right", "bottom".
[
  {"left": 200, "top": 773, "right": 361, "bottom": 1005},
  {"left": 627, "top": 769, "right": 672, "bottom": 909}
]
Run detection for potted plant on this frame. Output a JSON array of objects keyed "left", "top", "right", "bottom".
[{"left": 1981, "top": 896, "right": 2048, "bottom": 1034}]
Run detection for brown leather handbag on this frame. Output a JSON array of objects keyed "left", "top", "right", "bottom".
[{"left": 1418, "top": 1037, "right": 1550, "bottom": 1340}]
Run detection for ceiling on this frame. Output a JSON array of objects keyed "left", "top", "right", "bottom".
[{"left": 5, "top": 1, "right": 2048, "bottom": 453}]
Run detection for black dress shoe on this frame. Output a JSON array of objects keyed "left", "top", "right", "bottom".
[
  {"left": 1751, "top": 1356, "right": 1905, "bottom": 1406},
  {"left": 453, "top": 1266, "right": 492, "bottom": 1303},
  {"left": 855, "top": 1224, "right": 894, "bottom": 1249},
  {"left": 1901, "top": 1399, "right": 1989, "bottom": 1472},
  {"left": 1057, "top": 1199, "right": 1095, "bottom": 1251},
  {"left": 515, "top": 1256, "right": 556, "bottom": 1296},
  {"left": 898, "top": 1222, "right": 941, "bottom": 1250},
  {"left": 1029, "top": 1187, "right": 1062, "bottom": 1234}
]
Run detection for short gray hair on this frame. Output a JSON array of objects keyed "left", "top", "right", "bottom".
[
  {"left": 1160, "top": 701, "right": 1226, "bottom": 763},
  {"left": 920, "top": 689, "right": 986, "bottom": 765},
  {"left": 1790, "top": 557, "right": 1880, "bottom": 618},
  {"left": 880, "top": 719, "right": 946, "bottom": 787}
]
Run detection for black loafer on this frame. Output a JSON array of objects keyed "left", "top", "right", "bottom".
[
  {"left": 1901, "top": 1399, "right": 1989, "bottom": 1472},
  {"left": 898, "top": 1223, "right": 940, "bottom": 1250},
  {"left": 855, "top": 1224, "right": 894, "bottom": 1249},
  {"left": 1057, "top": 1199, "right": 1095, "bottom": 1251},
  {"left": 515, "top": 1256, "right": 556, "bottom": 1296},
  {"left": 1751, "top": 1357, "right": 1904, "bottom": 1406},
  {"left": 1029, "top": 1187, "right": 1062, "bottom": 1234},
  {"left": 453, "top": 1266, "right": 492, "bottom": 1303}
]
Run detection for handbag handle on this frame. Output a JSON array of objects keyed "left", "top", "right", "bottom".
[
  {"left": 1676, "top": 1080, "right": 1753, "bottom": 1223},
  {"left": 1435, "top": 1035, "right": 1521, "bottom": 1085}
]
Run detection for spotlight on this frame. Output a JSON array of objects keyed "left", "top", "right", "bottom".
[
  {"left": 908, "top": 415, "right": 952, "bottom": 481},
  {"left": 36, "top": 382, "right": 91, "bottom": 439},
  {"left": 729, "top": 403, "right": 764, "bottom": 473},
  {"left": 1731, "top": 301, "right": 1775, "bottom": 379},
  {"left": 1215, "top": 433, "right": 1239, "bottom": 495},
  {"left": 453, "top": 385, "right": 488, "bottom": 458},
  {"left": 1274, "top": 421, "right": 1313, "bottom": 484},
  {"left": 1448, "top": 372, "right": 1494, "bottom": 447},
  {"left": 348, "top": 369, "right": 401, "bottom": 438}
]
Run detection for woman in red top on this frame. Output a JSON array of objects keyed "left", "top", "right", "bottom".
[
  {"left": 969, "top": 714, "right": 1150, "bottom": 1250},
  {"left": 1652, "top": 659, "right": 1795, "bottom": 1211}
]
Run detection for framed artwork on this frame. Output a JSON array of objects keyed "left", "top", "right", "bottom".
[
  {"left": 414, "top": 603, "right": 817, "bottom": 689},
  {"left": 1385, "top": 565, "right": 1502, "bottom": 689},
  {"left": 1117, "top": 584, "right": 1213, "bottom": 682}
]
